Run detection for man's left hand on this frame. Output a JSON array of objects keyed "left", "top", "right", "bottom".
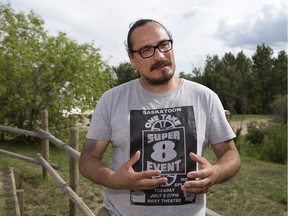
[{"left": 181, "top": 152, "right": 219, "bottom": 195}]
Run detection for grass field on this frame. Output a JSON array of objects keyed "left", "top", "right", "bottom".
[
  {"left": 204, "top": 148, "right": 287, "bottom": 216},
  {"left": 0, "top": 123, "right": 287, "bottom": 216}
]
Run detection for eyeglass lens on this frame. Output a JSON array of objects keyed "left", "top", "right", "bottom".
[{"left": 139, "top": 40, "right": 172, "bottom": 58}]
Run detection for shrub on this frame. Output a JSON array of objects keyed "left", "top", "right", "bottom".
[
  {"left": 268, "top": 95, "right": 287, "bottom": 123},
  {"left": 244, "top": 121, "right": 287, "bottom": 164},
  {"left": 260, "top": 124, "right": 287, "bottom": 164},
  {"left": 246, "top": 121, "right": 267, "bottom": 145}
]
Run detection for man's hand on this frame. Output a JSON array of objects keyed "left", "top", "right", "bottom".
[
  {"left": 181, "top": 152, "right": 218, "bottom": 195},
  {"left": 181, "top": 140, "right": 241, "bottom": 196},
  {"left": 109, "top": 151, "right": 168, "bottom": 191}
]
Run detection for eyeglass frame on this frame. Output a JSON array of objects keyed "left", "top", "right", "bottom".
[{"left": 129, "top": 39, "right": 173, "bottom": 59}]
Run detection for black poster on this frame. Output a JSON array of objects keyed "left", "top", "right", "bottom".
[{"left": 130, "top": 106, "right": 197, "bottom": 205}]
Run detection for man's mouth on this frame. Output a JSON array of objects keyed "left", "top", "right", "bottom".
[{"left": 150, "top": 60, "right": 172, "bottom": 71}]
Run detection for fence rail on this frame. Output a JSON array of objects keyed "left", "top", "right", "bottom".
[
  {"left": 36, "top": 154, "right": 94, "bottom": 216},
  {"left": 0, "top": 110, "right": 88, "bottom": 216},
  {"left": 0, "top": 110, "right": 221, "bottom": 216},
  {"left": 35, "top": 127, "right": 80, "bottom": 160},
  {"left": 0, "top": 125, "right": 40, "bottom": 138}
]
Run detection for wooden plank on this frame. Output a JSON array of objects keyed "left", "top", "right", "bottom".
[
  {"left": 36, "top": 154, "right": 95, "bottom": 216},
  {"left": 69, "top": 127, "right": 79, "bottom": 216},
  {"left": 10, "top": 168, "right": 21, "bottom": 216},
  {"left": 35, "top": 128, "right": 80, "bottom": 160},
  {"left": 0, "top": 149, "right": 59, "bottom": 170},
  {"left": 41, "top": 110, "right": 49, "bottom": 179},
  {"left": 0, "top": 125, "right": 40, "bottom": 138},
  {"left": 206, "top": 208, "right": 221, "bottom": 216}
]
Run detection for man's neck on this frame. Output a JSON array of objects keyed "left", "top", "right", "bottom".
[{"left": 139, "top": 76, "right": 181, "bottom": 93}]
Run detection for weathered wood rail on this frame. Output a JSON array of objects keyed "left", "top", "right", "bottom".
[
  {"left": 0, "top": 110, "right": 221, "bottom": 216},
  {"left": 0, "top": 110, "right": 94, "bottom": 216}
]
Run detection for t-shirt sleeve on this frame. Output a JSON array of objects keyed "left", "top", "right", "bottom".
[
  {"left": 86, "top": 92, "right": 112, "bottom": 141},
  {"left": 208, "top": 92, "right": 235, "bottom": 144}
]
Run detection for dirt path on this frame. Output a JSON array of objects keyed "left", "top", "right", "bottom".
[{"left": 229, "top": 118, "right": 270, "bottom": 134}]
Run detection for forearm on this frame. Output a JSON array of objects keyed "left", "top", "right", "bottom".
[
  {"left": 212, "top": 148, "right": 241, "bottom": 184},
  {"left": 79, "top": 150, "right": 168, "bottom": 191},
  {"left": 79, "top": 152, "right": 115, "bottom": 187}
]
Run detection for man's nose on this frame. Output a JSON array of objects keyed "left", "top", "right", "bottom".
[{"left": 153, "top": 48, "right": 165, "bottom": 60}]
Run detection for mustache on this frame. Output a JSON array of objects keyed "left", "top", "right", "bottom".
[{"left": 150, "top": 59, "right": 172, "bottom": 71}]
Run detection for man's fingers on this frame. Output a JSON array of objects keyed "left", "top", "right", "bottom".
[
  {"left": 131, "top": 168, "right": 163, "bottom": 183},
  {"left": 134, "top": 176, "right": 168, "bottom": 190},
  {"left": 189, "top": 152, "right": 207, "bottom": 164},
  {"left": 126, "top": 150, "right": 141, "bottom": 167}
]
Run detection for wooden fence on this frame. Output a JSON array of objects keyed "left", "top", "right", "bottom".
[
  {"left": 0, "top": 110, "right": 94, "bottom": 216},
  {"left": 0, "top": 110, "right": 221, "bottom": 216}
]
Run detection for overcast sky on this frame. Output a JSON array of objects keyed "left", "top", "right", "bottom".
[{"left": 7, "top": 0, "right": 288, "bottom": 74}]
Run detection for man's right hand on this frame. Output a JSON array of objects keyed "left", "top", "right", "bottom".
[{"left": 108, "top": 150, "right": 168, "bottom": 191}]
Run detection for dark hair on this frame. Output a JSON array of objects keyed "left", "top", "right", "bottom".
[{"left": 125, "top": 19, "right": 172, "bottom": 54}]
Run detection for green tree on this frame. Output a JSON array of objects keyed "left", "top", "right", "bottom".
[
  {"left": 178, "top": 71, "right": 193, "bottom": 81},
  {"left": 113, "top": 62, "right": 138, "bottom": 86},
  {"left": 179, "top": 66, "right": 203, "bottom": 84},
  {"left": 0, "top": 4, "right": 113, "bottom": 136},
  {"left": 272, "top": 50, "right": 287, "bottom": 97},
  {"left": 202, "top": 54, "right": 239, "bottom": 111},
  {"left": 234, "top": 51, "right": 254, "bottom": 114},
  {"left": 251, "top": 44, "right": 274, "bottom": 113}
]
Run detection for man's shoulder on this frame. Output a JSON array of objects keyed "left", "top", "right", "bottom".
[
  {"left": 181, "top": 79, "right": 214, "bottom": 94},
  {"left": 106, "top": 79, "right": 137, "bottom": 94},
  {"left": 100, "top": 79, "right": 138, "bottom": 102}
]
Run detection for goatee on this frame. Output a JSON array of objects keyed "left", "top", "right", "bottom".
[{"left": 143, "top": 70, "right": 175, "bottom": 86}]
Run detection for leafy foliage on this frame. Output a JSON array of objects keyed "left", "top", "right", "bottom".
[
  {"left": 268, "top": 94, "right": 287, "bottom": 123},
  {"left": 0, "top": 4, "right": 114, "bottom": 136},
  {"left": 179, "top": 46, "right": 287, "bottom": 115},
  {"left": 113, "top": 62, "right": 139, "bottom": 86},
  {"left": 261, "top": 124, "right": 287, "bottom": 164},
  {"left": 243, "top": 121, "right": 287, "bottom": 164},
  {"left": 246, "top": 121, "right": 267, "bottom": 145}
]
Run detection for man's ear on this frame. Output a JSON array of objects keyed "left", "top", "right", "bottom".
[{"left": 128, "top": 53, "right": 136, "bottom": 69}]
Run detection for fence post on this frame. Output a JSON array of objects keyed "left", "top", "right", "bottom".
[
  {"left": 17, "top": 189, "right": 24, "bottom": 216},
  {"left": 41, "top": 110, "right": 49, "bottom": 179},
  {"left": 69, "top": 127, "right": 79, "bottom": 216},
  {"left": 10, "top": 168, "right": 21, "bottom": 216},
  {"left": 13, "top": 169, "right": 20, "bottom": 189}
]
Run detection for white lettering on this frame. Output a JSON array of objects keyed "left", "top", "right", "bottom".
[
  {"left": 142, "top": 107, "right": 182, "bottom": 115},
  {"left": 146, "top": 159, "right": 181, "bottom": 172},
  {"left": 147, "top": 131, "right": 180, "bottom": 143}
]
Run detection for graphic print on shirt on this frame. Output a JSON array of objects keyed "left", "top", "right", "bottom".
[{"left": 130, "top": 106, "right": 197, "bottom": 205}]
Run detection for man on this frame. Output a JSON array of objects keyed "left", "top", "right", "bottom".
[{"left": 79, "top": 19, "right": 241, "bottom": 216}]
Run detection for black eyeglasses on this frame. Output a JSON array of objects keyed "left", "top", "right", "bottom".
[{"left": 130, "top": 39, "right": 173, "bottom": 58}]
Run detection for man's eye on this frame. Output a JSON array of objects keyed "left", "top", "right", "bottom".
[
  {"left": 141, "top": 47, "right": 153, "bottom": 54},
  {"left": 159, "top": 41, "right": 169, "bottom": 49}
]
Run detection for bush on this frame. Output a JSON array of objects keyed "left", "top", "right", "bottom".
[
  {"left": 243, "top": 121, "right": 287, "bottom": 164},
  {"left": 268, "top": 95, "right": 287, "bottom": 123},
  {"left": 261, "top": 124, "right": 287, "bottom": 164},
  {"left": 246, "top": 121, "right": 266, "bottom": 144}
]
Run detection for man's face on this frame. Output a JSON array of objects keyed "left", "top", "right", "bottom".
[{"left": 129, "top": 22, "right": 176, "bottom": 86}]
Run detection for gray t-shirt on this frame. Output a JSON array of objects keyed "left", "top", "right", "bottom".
[{"left": 87, "top": 78, "right": 235, "bottom": 216}]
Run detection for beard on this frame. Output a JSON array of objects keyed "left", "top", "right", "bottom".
[
  {"left": 141, "top": 59, "right": 175, "bottom": 86},
  {"left": 142, "top": 70, "right": 174, "bottom": 86}
]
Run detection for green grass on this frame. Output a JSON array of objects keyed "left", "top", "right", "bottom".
[
  {"left": 204, "top": 147, "right": 287, "bottom": 216},
  {"left": 0, "top": 129, "right": 287, "bottom": 216}
]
